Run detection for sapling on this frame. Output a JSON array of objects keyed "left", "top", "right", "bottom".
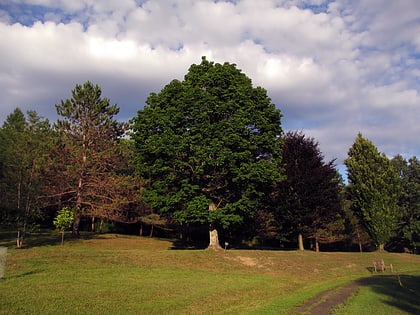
[{"left": 53, "top": 207, "right": 74, "bottom": 245}]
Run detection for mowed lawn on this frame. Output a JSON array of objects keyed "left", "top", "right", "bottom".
[{"left": 0, "top": 232, "right": 419, "bottom": 314}]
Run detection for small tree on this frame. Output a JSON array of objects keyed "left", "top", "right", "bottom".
[{"left": 53, "top": 207, "right": 74, "bottom": 245}]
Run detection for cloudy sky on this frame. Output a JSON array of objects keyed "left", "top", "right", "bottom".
[{"left": 1, "top": 0, "right": 419, "bottom": 173}]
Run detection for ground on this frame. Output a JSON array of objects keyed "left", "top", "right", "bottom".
[{"left": 290, "top": 277, "right": 380, "bottom": 314}]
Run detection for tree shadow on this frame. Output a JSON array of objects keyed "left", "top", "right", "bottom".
[
  {"left": 170, "top": 239, "right": 208, "bottom": 250},
  {"left": 0, "top": 230, "right": 96, "bottom": 249},
  {"left": 4, "top": 269, "right": 44, "bottom": 279},
  {"left": 356, "top": 275, "right": 420, "bottom": 314}
]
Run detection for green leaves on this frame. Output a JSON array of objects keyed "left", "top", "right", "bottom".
[
  {"left": 133, "top": 58, "right": 283, "bottom": 229},
  {"left": 53, "top": 207, "right": 75, "bottom": 232},
  {"left": 345, "top": 133, "right": 400, "bottom": 247},
  {"left": 391, "top": 155, "right": 420, "bottom": 251},
  {"left": 53, "top": 207, "right": 75, "bottom": 245},
  {"left": 0, "top": 108, "right": 53, "bottom": 234}
]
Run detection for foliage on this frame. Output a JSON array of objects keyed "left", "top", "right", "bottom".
[
  {"left": 274, "top": 131, "right": 342, "bottom": 250},
  {"left": 47, "top": 81, "right": 139, "bottom": 235},
  {"left": 53, "top": 207, "right": 74, "bottom": 231},
  {"left": 391, "top": 155, "right": 420, "bottom": 252},
  {"left": 0, "top": 108, "right": 53, "bottom": 247},
  {"left": 345, "top": 133, "right": 400, "bottom": 250},
  {"left": 132, "top": 57, "right": 284, "bottom": 244},
  {"left": 53, "top": 207, "right": 74, "bottom": 245},
  {"left": 342, "top": 197, "right": 373, "bottom": 252}
]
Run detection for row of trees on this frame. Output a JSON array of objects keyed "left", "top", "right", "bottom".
[
  {"left": 0, "top": 58, "right": 418, "bottom": 252},
  {"left": 0, "top": 83, "right": 146, "bottom": 247}
]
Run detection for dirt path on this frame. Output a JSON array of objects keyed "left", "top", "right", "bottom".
[{"left": 290, "top": 277, "right": 378, "bottom": 315}]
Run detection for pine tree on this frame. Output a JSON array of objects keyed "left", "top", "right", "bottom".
[{"left": 51, "top": 81, "right": 131, "bottom": 236}]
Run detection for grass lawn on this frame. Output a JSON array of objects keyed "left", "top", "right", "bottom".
[
  {"left": 332, "top": 273, "right": 420, "bottom": 315},
  {"left": 0, "top": 231, "right": 419, "bottom": 314}
]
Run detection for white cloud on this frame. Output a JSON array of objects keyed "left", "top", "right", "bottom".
[{"left": 0, "top": 0, "right": 419, "bottom": 171}]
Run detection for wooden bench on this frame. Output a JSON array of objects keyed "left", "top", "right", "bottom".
[{"left": 373, "top": 259, "right": 393, "bottom": 272}]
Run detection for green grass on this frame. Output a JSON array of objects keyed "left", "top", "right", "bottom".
[
  {"left": 332, "top": 273, "right": 420, "bottom": 315},
  {"left": 0, "top": 231, "right": 419, "bottom": 314}
]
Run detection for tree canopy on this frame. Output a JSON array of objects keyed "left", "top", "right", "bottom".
[
  {"left": 391, "top": 155, "right": 420, "bottom": 252},
  {"left": 274, "top": 131, "right": 342, "bottom": 251},
  {"left": 50, "top": 81, "right": 131, "bottom": 235},
  {"left": 345, "top": 133, "right": 400, "bottom": 250},
  {"left": 0, "top": 108, "right": 53, "bottom": 247},
  {"left": 132, "top": 57, "right": 284, "bottom": 248},
  {"left": 1, "top": 63, "right": 417, "bottom": 253}
]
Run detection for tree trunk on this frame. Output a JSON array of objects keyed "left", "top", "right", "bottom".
[
  {"left": 73, "top": 143, "right": 86, "bottom": 237},
  {"left": 298, "top": 233, "right": 304, "bottom": 251},
  {"left": 315, "top": 235, "right": 320, "bottom": 252},
  {"left": 139, "top": 223, "right": 143, "bottom": 236},
  {"left": 208, "top": 201, "right": 221, "bottom": 250},
  {"left": 378, "top": 243, "right": 384, "bottom": 251},
  {"left": 61, "top": 231, "right": 64, "bottom": 245},
  {"left": 16, "top": 230, "right": 22, "bottom": 248},
  {"left": 91, "top": 216, "right": 95, "bottom": 232},
  {"left": 72, "top": 210, "right": 81, "bottom": 237},
  {"left": 149, "top": 224, "right": 154, "bottom": 238},
  {"left": 72, "top": 177, "right": 82, "bottom": 237},
  {"left": 209, "top": 228, "right": 221, "bottom": 249},
  {"left": 356, "top": 228, "right": 363, "bottom": 253}
]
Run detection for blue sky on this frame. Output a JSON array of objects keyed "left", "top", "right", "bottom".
[{"left": 1, "top": 0, "right": 419, "bottom": 172}]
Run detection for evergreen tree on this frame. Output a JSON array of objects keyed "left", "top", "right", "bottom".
[
  {"left": 50, "top": 81, "right": 131, "bottom": 236},
  {"left": 345, "top": 133, "right": 400, "bottom": 250}
]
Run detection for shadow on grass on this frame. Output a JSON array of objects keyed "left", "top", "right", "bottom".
[
  {"left": 5, "top": 269, "right": 44, "bottom": 279},
  {"left": 356, "top": 275, "right": 420, "bottom": 314},
  {"left": 168, "top": 239, "right": 302, "bottom": 251},
  {"left": 0, "top": 230, "right": 96, "bottom": 249},
  {"left": 170, "top": 239, "right": 208, "bottom": 250}
]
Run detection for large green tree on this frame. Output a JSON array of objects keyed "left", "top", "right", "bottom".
[
  {"left": 133, "top": 57, "right": 284, "bottom": 248},
  {"left": 275, "top": 131, "right": 342, "bottom": 251},
  {"left": 391, "top": 155, "right": 420, "bottom": 253},
  {"left": 51, "top": 81, "right": 129, "bottom": 236},
  {"left": 345, "top": 133, "right": 400, "bottom": 251},
  {"left": 0, "top": 108, "right": 53, "bottom": 247}
]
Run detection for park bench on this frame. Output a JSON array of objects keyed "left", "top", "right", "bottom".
[{"left": 373, "top": 259, "right": 393, "bottom": 272}]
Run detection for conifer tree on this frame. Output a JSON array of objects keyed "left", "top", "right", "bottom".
[{"left": 51, "top": 81, "right": 129, "bottom": 235}]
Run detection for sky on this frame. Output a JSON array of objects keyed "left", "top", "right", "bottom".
[{"left": 0, "top": 0, "right": 419, "bottom": 174}]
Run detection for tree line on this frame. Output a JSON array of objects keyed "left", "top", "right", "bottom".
[{"left": 0, "top": 57, "right": 418, "bottom": 252}]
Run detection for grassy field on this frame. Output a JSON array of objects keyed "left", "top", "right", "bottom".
[
  {"left": 0, "top": 231, "right": 419, "bottom": 314},
  {"left": 331, "top": 274, "right": 420, "bottom": 315}
]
